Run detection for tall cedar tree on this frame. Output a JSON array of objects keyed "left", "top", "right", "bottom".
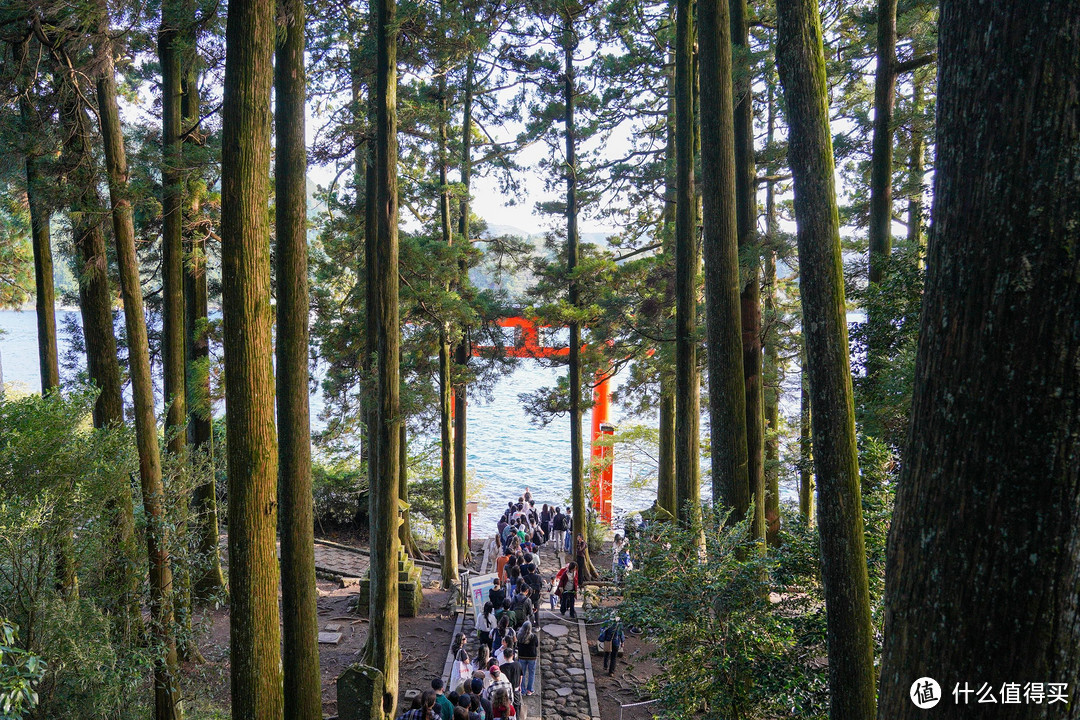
[
  {"left": 92, "top": 6, "right": 184, "bottom": 716},
  {"left": 672, "top": 0, "right": 700, "bottom": 529},
  {"left": 366, "top": 0, "right": 402, "bottom": 706},
  {"left": 656, "top": 43, "right": 677, "bottom": 518},
  {"left": 878, "top": 1, "right": 1080, "bottom": 714},
  {"left": 183, "top": 41, "right": 226, "bottom": 598},
  {"left": 56, "top": 78, "right": 138, "bottom": 625},
  {"left": 562, "top": 7, "right": 596, "bottom": 580},
  {"left": 159, "top": 0, "right": 197, "bottom": 662},
  {"left": 159, "top": 0, "right": 186, "bottom": 461},
  {"left": 731, "top": 0, "right": 765, "bottom": 545},
  {"left": 16, "top": 45, "right": 59, "bottom": 395},
  {"left": 453, "top": 53, "right": 475, "bottom": 566},
  {"left": 698, "top": 0, "right": 747, "bottom": 526},
  {"left": 866, "top": 0, "right": 896, "bottom": 287},
  {"left": 221, "top": 0, "right": 284, "bottom": 712},
  {"left": 763, "top": 71, "right": 781, "bottom": 545},
  {"left": 775, "top": 0, "right": 877, "bottom": 717},
  {"left": 438, "top": 62, "right": 460, "bottom": 588},
  {"left": 275, "top": 0, "right": 322, "bottom": 716}
]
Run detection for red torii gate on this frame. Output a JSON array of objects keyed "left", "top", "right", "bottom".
[{"left": 466, "top": 316, "right": 614, "bottom": 523}]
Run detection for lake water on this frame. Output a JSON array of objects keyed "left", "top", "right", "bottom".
[{"left": 0, "top": 308, "right": 662, "bottom": 534}]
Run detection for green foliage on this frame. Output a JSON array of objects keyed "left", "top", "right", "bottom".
[
  {"left": 312, "top": 459, "right": 369, "bottom": 531},
  {"left": 621, "top": 510, "right": 829, "bottom": 719},
  {"left": 849, "top": 244, "right": 925, "bottom": 447},
  {"left": 621, "top": 492, "right": 896, "bottom": 720},
  {"left": 0, "top": 620, "right": 44, "bottom": 720},
  {"left": 28, "top": 599, "right": 149, "bottom": 720}
]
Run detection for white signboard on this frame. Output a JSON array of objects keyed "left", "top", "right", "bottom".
[{"left": 468, "top": 573, "right": 498, "bottom": 628}]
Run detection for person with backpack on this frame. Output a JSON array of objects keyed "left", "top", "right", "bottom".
[
  {"left": 555, "top": 561, "right": 579, "bottom": 618},
  {"left": 598, "top": 616, "right": 625, "bottom": 675},
  {"left": 551, "top": 507, "right": 567, "bottom": 555}
]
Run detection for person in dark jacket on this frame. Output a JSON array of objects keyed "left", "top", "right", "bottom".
[
  {"left": 499, "top": 647, "right": 523, "bottom": 713},
  {"left": 516, "top": 621, "right": 539, "bottom": 696},
  {"left": 599, "top": 616, "right": 625, "bottom": 675}
]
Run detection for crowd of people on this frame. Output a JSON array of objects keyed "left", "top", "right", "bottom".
[{"left": 397, "top": 489, "right": 632, "bottom": 720}]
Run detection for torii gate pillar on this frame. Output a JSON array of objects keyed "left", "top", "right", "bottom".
[{"left": 590, "top": 370, "right": 614, "bottom": 524}]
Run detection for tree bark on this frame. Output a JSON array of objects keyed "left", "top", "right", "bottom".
[
  {"left": 365, "top": 0, "right": 402, "bottom": 706},
  {"left": 159, "top": 0, "right": 197, "bottom": 660},
  {"left": 867, "top": 0, "right": 896, "bottom": 287},
  {"left": 438, "top": 69, "right": 459, "bottom": 588},
  {"left": 563, "top": 14, "right": 597, "bottom": 580},
  {"left": 183, "top": 62, "right": 224, "bottom": 600},
  {"left": 904, "top": 71, "right": 924, "bottom": 258},
  {"left": 698, "top": 0, "right": 748, "bottom": 528},
  {"left": 453, "top": 55, "right": 475, "bottom": 567},
  {"left": 731, "top": 0, "right": 765, "bottom": 545},
  {"left": 798, "top": 366, "right": 814, "bottom": 527},
  {"left": 24, "top": 151, "right": 58, "bottom": 394},
  {"left": 398, "top": 423, "right": 421, "bottom": 556},
  {"left": 656, "top": 37, "right": 677, "bottom": 519},
  {"left": 763, "top": 72, "right": 781, "bottom": 546},
  {"left": 94, "top": 12, "right": 183, "bottom": 716},
  {"left": 275, "top": 0, "right": 322, "bottom": 715},
  {"left": 221, "top": 0, "right": 284, "bottom": 711},
  {"left": 160, "top": 0, "right": 187, "bottom": 460},
  {"left": 673, "top": 0, "right": 701, "bottom": 531},
  {"left": 183, "top": 60, "right": 225, "bottom": 599},
  {"left": 878, "top": 2, "right": 1080, "bottom": 715},
  {"left": 775, "top": 1, "right": 876, "bottom": 717}
]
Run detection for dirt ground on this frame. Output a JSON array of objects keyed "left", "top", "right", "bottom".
[
  {"left": 184, "top": 540, "right": 455, "bottom": 718},
  {"left": 183, "top": 537, "right": 663, "bottom": 719}
]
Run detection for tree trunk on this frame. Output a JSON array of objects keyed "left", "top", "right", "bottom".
[
  {"left": 398, "top": 423, "right": 421, "bottom": 557},
  {"left": 904, "top": 71, "right": 924, "bottom": 258},
  {"left": 453, "top": 55, "right": 474, "bottom": 567},
  {"left": 655, "top": 39, "right": 677, "bottom": 519},
  {"left": 865, "top": 0, "right": 897, "bottom": 394},
  {"left": 159, "top": 0, "right": 197, "bottom": 660},
  {"left": 184, "top": 58, "right": 225, "bottom": 598},
  {"left": 275, "top": 0, "right": 322, "bottom": 715},
  {"left": 183, "top": 59, "right": 225, "bottom": 599},
  {"left": 562, "top": 14, "right": 597, "bottom": 581},
  {"left": 775, "top": 1, "right": 876, "bottom": 717},
  {"left": 673, "top": 0, "right": 701, "bottom": 531},
  {"left": 698, "top": 0, "right": 748, "bottom": 528},
  {"left": 94, "top": 13, "right": 184, "bottom": 717},
  {"left": 731, "top": 0, "right": 765, "bottom": 545},
  {"left": 438, "top": 70, "right": 459, "bottom": 587},
  {"left": 656, "top": 385, "right": 676, "bottom": 515},
  {"left": 58, "top": 88, "right": 137, "bottom": 615},
  {"left": 365, "top": 0, "right": 402, "bottom": 706},
  {"left": 221, "top": 0, "right": 284, "bottom": 711},
  {"left": 25, "top": 156, "right": 58, "bottom": 393},
  {"left": 798, "top": 356, "right": 814, "bottom": 526},
  {"left": 878, "top": 3, "right": 1080, "bottom": 715},
  {"left": 763, "top": 71, "right": 781, "bottom": 546},
  {"left": 160, "top": 0, "right": 187, "bottom": 461},
  {"left": 867, "top": 0, "right": 896, "bottom": 287}
]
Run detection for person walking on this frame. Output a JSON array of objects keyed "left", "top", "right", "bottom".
[
  {"left": 516, "top": 621, "right": 539, "bottom": 696},
  {"left": 574, "top": 533, "right": 588, "bottom": 578},
  {"left": 552, "top": 507, "right": 566, "bottom": 558},
  {"left": 477, "top": 601, "right": 497, "bottom": 648},
  {"left": 598, "top": 616, "right": 625, "bottom": 675},
  {"left": 555, "top": 561, "right": 579, "bottom": 618}
]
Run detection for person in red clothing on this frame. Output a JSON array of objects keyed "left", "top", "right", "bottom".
[{"left": 555, "top": 561, "right": 579, "bottom": 618}]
